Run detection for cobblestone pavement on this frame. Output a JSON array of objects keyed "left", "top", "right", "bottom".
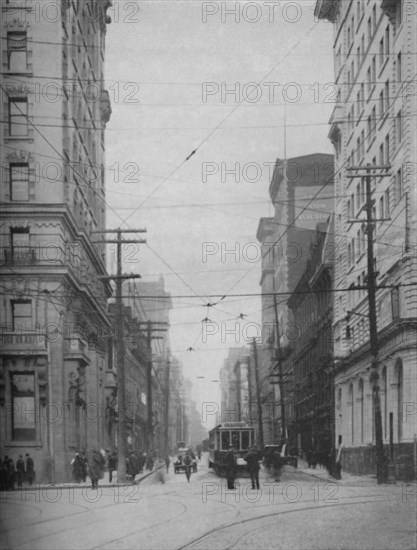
[{"left": 1, "top": 456, "right": 415, "bottom": 550}]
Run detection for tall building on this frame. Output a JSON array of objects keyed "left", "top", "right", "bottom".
[
  {"left": 289, "top": 218, "right": 334, "bottom": 461},
  {"left": 0, "top": 1, "right": 113, "bottom": 482},
  {"left": 316, "top": 0, "right": 417, "bottom": 478},
  {"left": 257, "top": 154, "right": 334, "bottom": 450}
]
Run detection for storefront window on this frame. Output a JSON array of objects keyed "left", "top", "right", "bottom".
[{"left": 11, "top": 373, "right": 36, "bottom": 440}]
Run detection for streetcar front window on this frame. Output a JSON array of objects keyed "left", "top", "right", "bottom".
[
  {"left": 221, "top": 430, "right": 230, "bottom": 450},
  {"left": 241, "top": 431, "right": 250, "bottom": 450},
  {"left": 231, "top": 431, "right": 240, "bottom": 449}
]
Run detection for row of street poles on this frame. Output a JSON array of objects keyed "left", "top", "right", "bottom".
[{"left": 250, "top": 164, "right": 390, "bottom": 482}]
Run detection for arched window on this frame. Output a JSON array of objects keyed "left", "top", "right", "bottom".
[
  {"left": 349, "top": 383, "right": 354, "bottom": 444},
  {"left": 358, "top": 379, "right": 364, "bottom": 443}
]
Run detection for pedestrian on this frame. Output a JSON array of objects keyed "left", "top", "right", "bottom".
[
  {"left": 7, "top": 457, "right": 15, "bottom": 491},
  {"left": 224, "top": 446, "right": 237, "bottom": 490},
  {"left": 80, "top": 451, "right": 88, "bottom": 482},
  {"left": 0, "top": 457, "right": 7, "bottom": 491},
  {"left": 183, "top": 452, "right": 193, "bottom": 483},
  {"left": 88, "top": 449, "right": 105, "bottom": 489},
  {"left": 165, "top": 454, "right": 170, "bottom": 473},
  {"left": 244, "top": 446, "right": 260, "bottom": 490},
  {"left": 16, "top": 455, "right": 25, "bottom": 488},
  {"left": 145, "top": 453, "right": 154, "bottom": 471},
  {"left": 71, "top": 452, "right": 84, "bottom": 483},
  {"left": 108, "top": 451, "right": 117, "bottom": 483},
  {"left": 25, "top": 453, "right": 35, "bottom": 486}
]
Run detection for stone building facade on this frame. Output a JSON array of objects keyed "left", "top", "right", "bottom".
[
  {"left": 0, "top": 0, "right": 113, "bottom": 482},
  {"left": 316, "top": 0, "right": 417, "bottom": 478}
]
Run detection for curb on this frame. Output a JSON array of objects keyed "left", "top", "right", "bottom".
[{"left": 1, "top": 465, "right": 166, "bottom": 492}]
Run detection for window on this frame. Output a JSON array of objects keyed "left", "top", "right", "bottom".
[
  {"left": 11, "top": 299, "right": 32, "bottom": 331},
  {"left": 8, "top": 97, "right": 28, "bottom": 136},
  {"left": 367, "top": 115, "right": 372, "bottom": 142},
  {"left": 361, "top": 35, "right": 365, "bottom": 62},
  {"left": 396, "top": 0, "right": 403, "bottom": 28},
  {"left": 385, "top": 26, "right": 390, "bottom": 57},
  {"left": 379, "top": 195, "right": 384, "bottom": 219},
  {"left": 379, "top": 89, "right": 384, "bottom": 117},
  {"left": 371, "top": 106, "right": 376, "bottom": 135},
  {"left": 372, "top": 4, "right": 377, "bottom": 33},
  {"left": 385, "top": 134, "right": 390, "bottom": 164},
  {"left": 367, "top": 66, "right": 372, "bottom": 92},
  {"left": 356, "top": 182, "right": 361, "bottom": 208},
  {"left": 7, "top": 31, "right": 27, "bottom": 72},
  {"left": 379, "top": 37, "right": 384, "bottom": 67},
  {"left": 360, "top": 130, "right": 365, "bottom": 158},
  {"left": 397, "top": 52, "right": 402, "bottom": 82},
  {"left": 385, "top": 80, "right": 390, "bottom": 112},
  {"left": 395, "top": 168, "right": 402, "bottom": 201},
  {"left": 367, "top": 17, "right": 372, "bottom": 44},
  {"left": 11, "top": 373, "right": 36, "bottom": 441},
  {"left": 396, "top": 111, "right": 402, "bottom": 144},
  {"left": 379, "top": 142, "right": 384, "bottom": 165},
  {"left": 357, "top": 229, "right": 361, "bottom": 257},
  {"left": 384, "top": 188, "right": 390, "bottom": 217},
  {"left": 371, "top": 56, "right": 376, "bottom": 88},
  {"left": 10, "top": 163, "right": 29, "bottom": 201},
  {"left": 356, "top": 137, "right": 361, "bottom": 164}
]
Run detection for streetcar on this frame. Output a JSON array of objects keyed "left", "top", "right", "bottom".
[{"left": 208, "top": 422, "right": 255, "bottom": 475}]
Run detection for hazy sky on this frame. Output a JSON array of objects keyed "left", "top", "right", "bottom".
[{"left": 103, "top": 0, "right": 335, "bottom": 427}]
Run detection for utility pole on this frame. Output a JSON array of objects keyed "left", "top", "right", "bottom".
[
  {"left": 252, "top": 338, "right": 264, "bottom": 450},
  {"left": 273, "top": 294, "right": 286, "bottom": 443},
  {"left": 346, "top": 164, "right": 390, "bottom": 483},
  {"left": 135, "top": 321, "right": 167, "bottom": 452},
  {"left": 164, "top": 357, "right": 171, "bottom": 455},
  {"left": 94, "top": 228, "right": 146, "bottom": 483}
]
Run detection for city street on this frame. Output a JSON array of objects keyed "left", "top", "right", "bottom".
[{"left": 1, "top": 456, "right": 415, "bottom": 550}]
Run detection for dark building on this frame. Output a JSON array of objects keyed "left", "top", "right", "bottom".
[{"left": 289, "top": 217, "right": 334, "bottom": 460}]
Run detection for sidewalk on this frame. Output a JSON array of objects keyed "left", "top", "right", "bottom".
[
  {"left": 295, "top": 458, "right": 379, "bottom": 487},
  {"left": 1, "top": 464, "right": 165, "bottom": 492}
]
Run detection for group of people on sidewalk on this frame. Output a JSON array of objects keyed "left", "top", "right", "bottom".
[
  {"left": 71, "top": 448, "right": 163, "bottom": 488},
  {"left": 71, "top": 450, "right": 105, "bottom": 489},
  {"left": 0, "top": 453, "right": 35, "bottom": 491}
]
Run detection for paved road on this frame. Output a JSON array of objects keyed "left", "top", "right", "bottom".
[{"left": 0, "top": 457, "right": 415, "bottom": 550}]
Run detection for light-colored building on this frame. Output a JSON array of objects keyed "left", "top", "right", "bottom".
[
  {"left": 316, "top": 0, "right": 417, "bottom": 478},
  {"left": 0, "top": 0, "right": 113, "bottom": 482}
]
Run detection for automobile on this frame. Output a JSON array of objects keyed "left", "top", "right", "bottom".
[{"left": 174, "top": 448, "right": 198, "bottom": 474}]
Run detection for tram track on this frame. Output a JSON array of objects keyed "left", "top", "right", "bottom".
[{"left": 177, "top": 494, "right": 396, "bottom": 550}]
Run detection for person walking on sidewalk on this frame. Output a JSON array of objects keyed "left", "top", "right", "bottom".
[
  {"left": 25, "top": 453, "right": 35, "bottom": 486},
  {"left": 16, "top": 455, "right": 25, "bottom": 488},
  {"left": 244, "top": 446, "right": 260, "bottom": 490},
  {"left": 88, "top": 450, "right": 105, "bottom": 489}
]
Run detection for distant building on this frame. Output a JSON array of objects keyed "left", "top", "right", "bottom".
[
  {"left": 316, "top": 0, "right": 417, "bottom": 478},
  {"left": 289, "top": 218, "right": 334, "bottom": 459},
  {"left": 0, "top": 0, "right": 113, "bottom": 482},
  {"left": 257, "top": 154, "right": 334, "bottom": 450}
]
